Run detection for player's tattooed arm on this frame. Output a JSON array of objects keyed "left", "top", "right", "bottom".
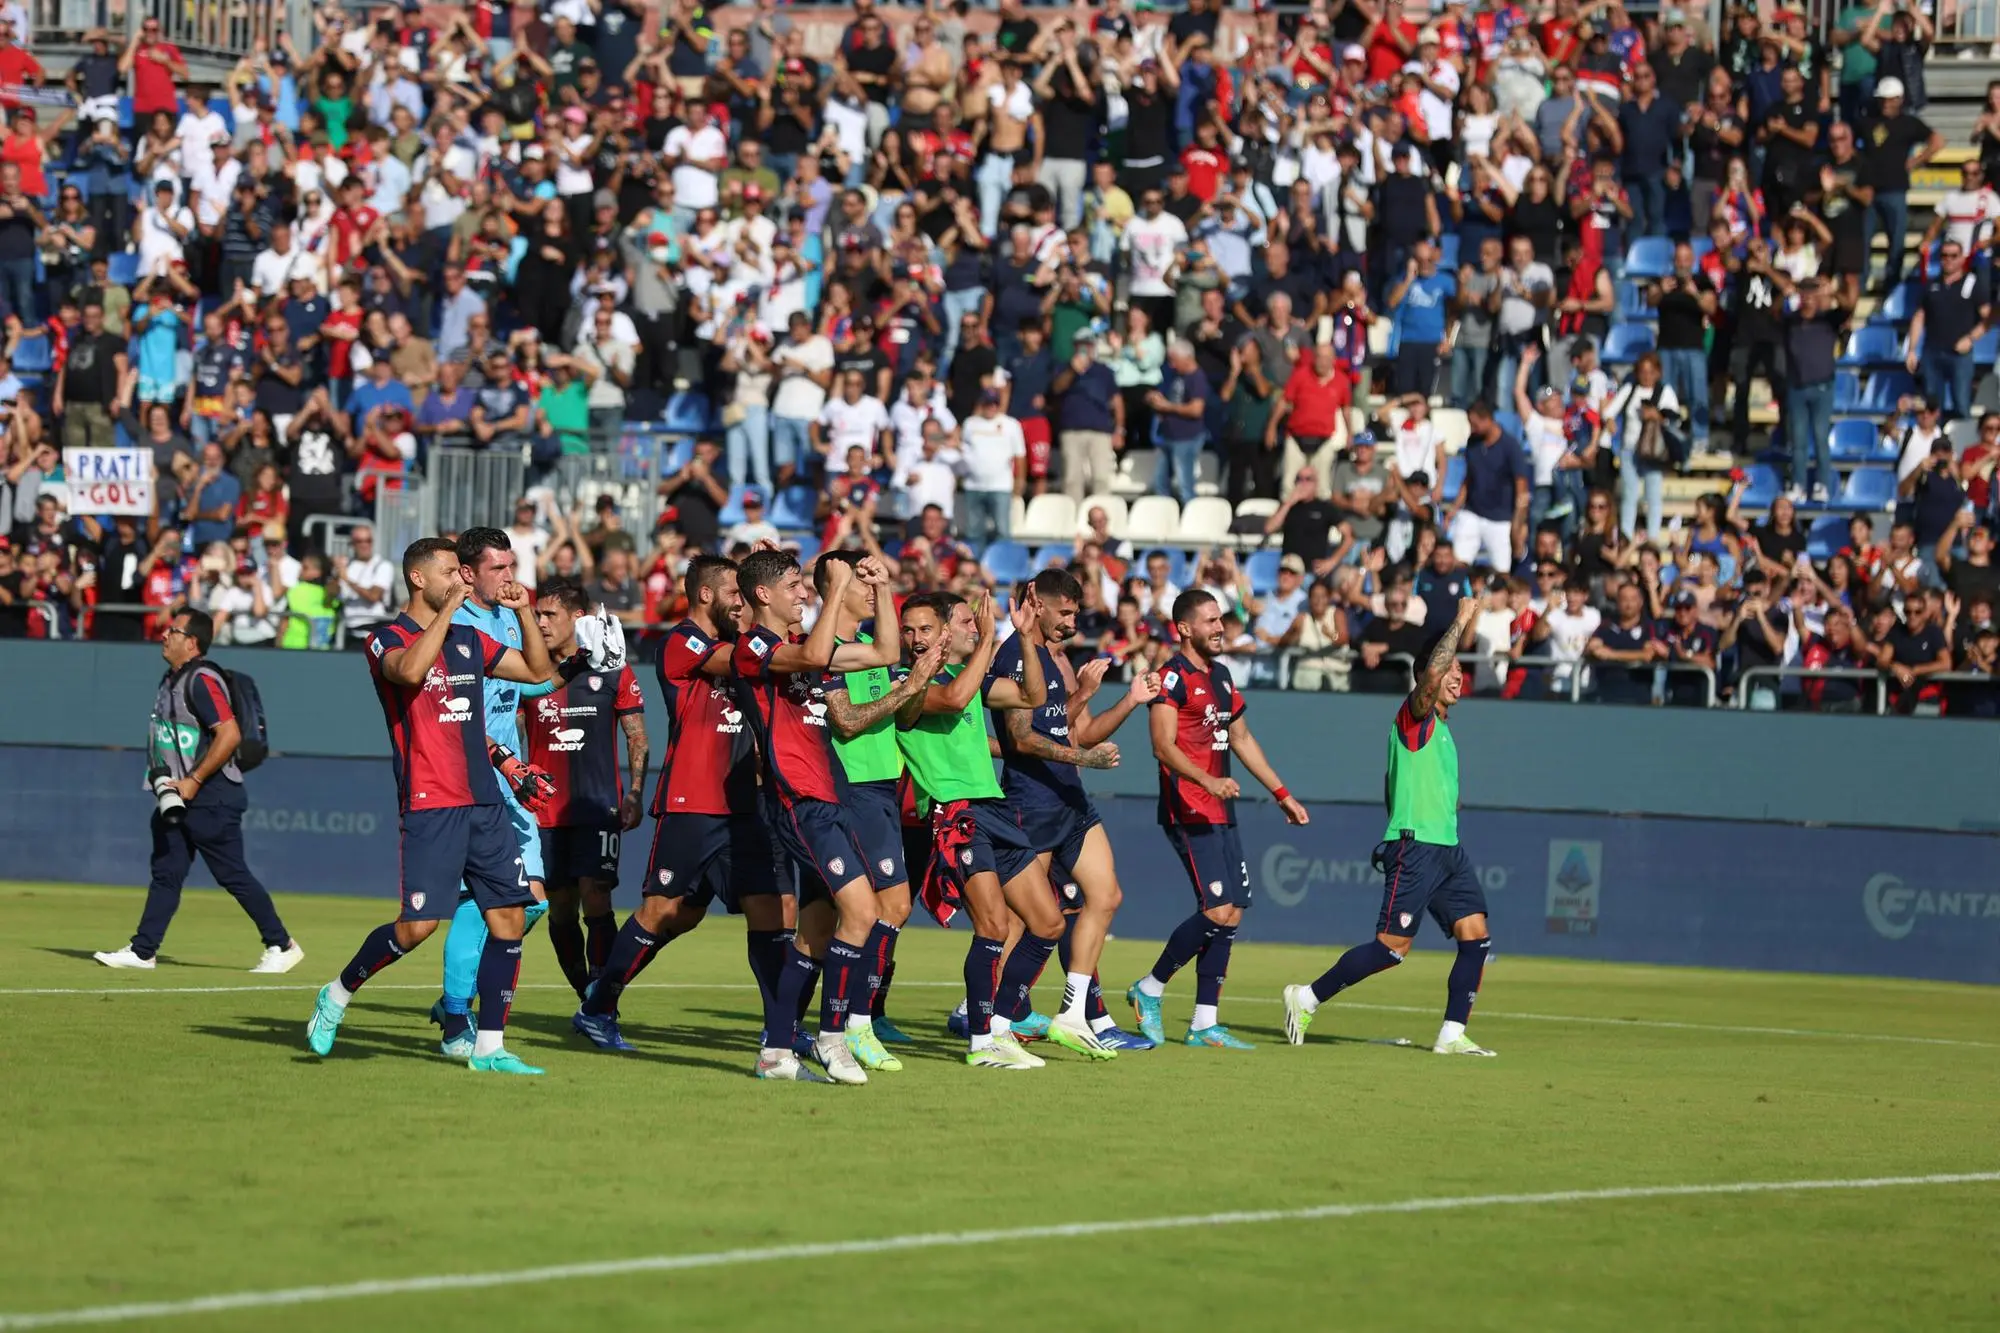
[
  {"left": 1002, "top": 702, "right": 1118, "bottom": 769},
  {"left": 618, "top": 713, "right": 647, "bottom": 830},
  {"left": 826, "top": 654, "right": 936, "bottom": 738},
  {"left": 1410, "top": 597, "right": 1480, "bottom": 720}
]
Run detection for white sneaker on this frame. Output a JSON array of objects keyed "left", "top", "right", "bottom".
[
  {"left": 250, "top": 943, "right": 305, "bottom": 974},
  {"left": 813, "top": 1029, "right": 869, "bottom": 1085},
  {"left": 990, "top": 1031, "right": 1045, "bottom": 1068},
  {"left": 93, "top": 947, "right": 155, "bottom": 970},
  {"left": 753, "top": 1047, "right": 830, "bottom": 1082},
  {"left": 1809, "top": 484, "right": 1830, "bottom": 503},
  {"left": 1434, "top": 1033, "right": 1498, "bottom": 1057},
  {"left": 1783, "top": 485, "right": 1807, "bottom": 504}
]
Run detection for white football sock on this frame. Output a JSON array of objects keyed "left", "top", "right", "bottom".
[
  {"left": 1136, "top": 974, "right": 1166, "bottom": 998},
  {"left": 991, "top": 1015, "right": 1012, "bottom": 1037},
  {"left": 1297, "top": 988, "right": 1320, "bottom": 1014},
  {"left": 1191, "top": 1003, "right": 1219, "bottom": 1031},
  {"left": 1437, "top": 1020, "right": 1466, "bottom": 1045},
  {"left": 1060, "top": 971, "right": 1092, "bottom": 1018},
  {"left": 326, "top": 979, "right": 353, "bottom": 1008},
  {"left": 1090, "top": 1014, "right": 1117, "bottom": 1034},
  {"left": 969, "top": 1033, "right": 993, "bottom": 1051},
  {"left": 473, "top": 1029, "right": 504, "bottom": 1058},
  {"left": 847, "top": 1013, "right": 872, "bottom": 1032}
]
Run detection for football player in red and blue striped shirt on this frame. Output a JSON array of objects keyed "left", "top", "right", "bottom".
[
  {"left": 304, "top": 537, "right": 558, "bottom": 1076},
  {"left": 527, "top": 579, "right": 648, "bottom": 1000},
  {"left": 1126, "top": 590, "right": 1309, "bottom": 1051}
]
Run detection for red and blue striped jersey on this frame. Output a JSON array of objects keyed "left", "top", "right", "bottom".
[
  {"left": 526, "top": 666, "right": 644, "bottom": 829},
  {"left": 1152, "top": 651, "right": 1244, "bottom": 828},
  {"left": 367, "top": 615, "right": 507, "bottom": 812},
  {"left": 653, "top": 620, "right": 756, "bottom": 817},
  {"left": 732, "top": 623, "right": 840, "bottom": 806}
]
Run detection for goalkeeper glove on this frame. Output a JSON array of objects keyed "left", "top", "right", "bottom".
[
  {"left": 574, "top": 604, "right": 628, "bottom": 672},
  {"left": 490, "top": 744, "right": 557, "bottom": 816}
]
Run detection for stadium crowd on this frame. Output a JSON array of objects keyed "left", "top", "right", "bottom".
[{"left": 0, "top": 0, "right": 1996, "bottom": 714}]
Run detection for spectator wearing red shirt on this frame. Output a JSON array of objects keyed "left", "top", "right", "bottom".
[
  {"left": 1960, "top": 411, "right": 2000, "bottom": 512},
  {"left": 328, "top": 178, "right": 379, "bottom": 276},
  {"left": 1267, "top": 343, "right": 1349, "bottom": 487},
  {"left": 122, "top": 18, "right": 188, "bottom": 123},
  {"left": 1363, "top": 0, "right": 1422, "bottom": 84},
  {"left": 1801, "top": 606, "right": 1875, "bottom": 713},
  {"left": 0, "top": 21, "right": 43, "bottom": 109},
  {"left": 1179, "top": 122, "right": 1228, "bottom": 204}
]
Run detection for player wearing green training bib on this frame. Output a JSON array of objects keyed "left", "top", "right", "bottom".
[
  {"left": 813, "top": 550, "right": 942, "bottom": 1059},
  {"left": 895, "top": 589, "right": 1066, "bottom": 1072},
  {"left": 1282, "top": 597, "right": 1499, "bottom": 1057}
]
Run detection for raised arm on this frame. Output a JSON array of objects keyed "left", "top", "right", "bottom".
[
  {"left": 1071, "top": 657, "right": 1160, "bottom": 748},
  {"left": 827, "top": 640, "right": 945, "bottom": 738},
  {"left": 377, "top": 587, "right": 469, "bottom": 686},
  {"left": 981, "top": 597, "right": 1049, "bottom": 710},
  {"left": 1409, "top": 597, "right": 1481, "bottom": 719}
]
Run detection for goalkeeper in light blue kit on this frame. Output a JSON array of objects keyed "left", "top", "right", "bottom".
[{"left": 428, "top": 527, "right": 626, "bottom": 1057}]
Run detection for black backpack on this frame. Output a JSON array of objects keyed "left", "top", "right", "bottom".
[{"left": 218, "top": 667, "right": 270, "bottom": 772}]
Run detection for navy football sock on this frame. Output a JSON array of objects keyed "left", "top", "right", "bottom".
[
  {"left": 1057, "top": 913, "right": 1077, "bottom": 973},
  {"left": 1194, "top": 925, "right": 1236, "bottom": 1010},
  {"left": 998, "top": 932, "right": 1057, "bottom": 1022},
  {"left": 820, "top": 938, "right": 867, "bottom": 1033},
  {"left": 746, "top": 928, "right": 787, "bottom": 1019},
  {"left": 474, "top": 934, "right": 523, "bottom": 1033},
  {"left": 583, "top": 912, "right": 617, "bottom": 981},
  {"left": 583, "top": 920, "right": 659, "bottom": 1017},
  {"left": 1445, "top": 937, "right": 1491, "bottom": 1026},
  {"left": 872, "top": 959, "right": 897, "bottom": 1018},
  {"left": 963, "top": 935, "right": 1004, "bottom": 1035},
  {"left": 1149, "top": 912, "right": 1217, "bottom": 986},
  {"left": 1086, "top": 973, "right": 1107, "bottom": 1023},
  {"left": 1309, "top": 939, "right": 1403, "bottom": 1004},
  {"left": 547, "top": 913, "right": 589, "bottom": 997},
  {"left": 862, "top": 921, "right": 898, "bottom": 1017},
  {"left": 770, "top": 947, "right": 821, "bottom": 1050},
  {"left": 337, "top": 923, "right": 406, "bottom": 994}
]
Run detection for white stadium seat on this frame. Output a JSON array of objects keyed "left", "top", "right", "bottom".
[
  {"left": 1017, "top": 493, "right": 1077, "bottom": 543},
  {"left": 1194, "top": 452, "right": 1222, "bottom": 497},
  {"left": 1112, "top": 449, "right": 1155, "bottom": 497},
  {"left": 1124, "top": 495, "right": 1183, "bottom": 545},
  {"left": 1075, "top": 494, "right": 1128, "bottom": 538},
  {"left": 1179, "top": 496, "right": 1234, "bottom": 546}
]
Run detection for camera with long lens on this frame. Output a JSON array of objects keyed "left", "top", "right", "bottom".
[{"left": 149, "top": 770, "right": 188, "bottom": 827}]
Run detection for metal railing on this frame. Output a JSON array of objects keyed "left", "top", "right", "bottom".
[
  {"left": 1736, "top": 666, "right": 1888, "bottom": 715},
  {"left": 430, "top": 446, "right": 530, "bottom": 538},
  {"left": 28, "top": 0, "right": 302, "bottom": 65}
]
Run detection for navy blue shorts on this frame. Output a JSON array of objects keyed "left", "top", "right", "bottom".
[
  {"left": 1165, "top": 823, "right": 1252, "bottom": 909},
  {"left": 401, "top": 805, "right": 533, "bottom": 921},
  {"left": 541, "top": 825, "right": 621, "bottom": 887},
  {"left": 646, "top": 812, "right": 786, "bottom": 913},
  {"left": 931, "top": 798, "right": 1038, "bottom": 897},
  {"left": 844, "top": 779, "right": 909, "bottom": 891},
  {"left": 1024, "top": 801, "right": 1099, "bottom": 910},
  {"left": 1375, "top": 836, "right": 1488, "bottom": 939},
  {"left": 770, "top": 798, "right": 871, "bottom": 897}
]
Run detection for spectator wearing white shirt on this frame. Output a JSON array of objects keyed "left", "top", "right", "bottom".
[
  {"left": 770, "top": 312, "right": 834, "bottom": 484},
  {"left": 663, "top": 100, "right": 728, "bottom": 219},
  {"left": 1531, "top": 577, "right": 1602, "bottom": 695},
  {"left": 175, "top": 91, "right": 229, "bottom": 197},
  {"left": 212, "top": 559, "right": 280, "bottom": 646},
  {"left": 894, "top": 420, "right": 961, "bottom": 522},
  {"left": 337, "top": 524, "right": 396, "bottom": 644},
  {"left": 506, "top": 503, "right": 549, "bottom": 589},
  {"left": 887, "top": 372, "right": 956, "bottom": 462},
  {"left": 250, "top": 220, "right": 305, "bottom": 299},
  {"left": 956, "top": 388, "right": 1025, "bottom": 548},
  {"left": 812, "top": 369, "right": 893, "bottom": 474},
  {"left": 136, "top": 181, "right": 194, "bottom": 274}
]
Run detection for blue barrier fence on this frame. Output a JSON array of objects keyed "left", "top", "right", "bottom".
[{"left": 6, "top": 746, "right": 1996, "bottom": 986}]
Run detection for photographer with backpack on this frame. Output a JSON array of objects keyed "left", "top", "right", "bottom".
[{"left": 93, "top": 609, "right": 303, "bottom": 973}]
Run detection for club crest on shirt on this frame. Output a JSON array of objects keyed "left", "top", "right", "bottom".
[
  {"left": 828, "top": 857, "right": 845, "bottom": 877},
  {"left": 456, "top": 644, "right": 471, "bottom": 658},
  {"left": 410, "top": 892, "right": 426, "bottom": 911},
  {"left": 588, "top": 674, "right": 603, "bottom": 691}
]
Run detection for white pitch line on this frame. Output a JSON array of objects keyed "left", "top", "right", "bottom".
[
  {"left": 5, "top": 980, "right": 1992, "bottom": 1049},
  {"left": 1, "top": 1171, "right": 1994, "bottom": 1330}
]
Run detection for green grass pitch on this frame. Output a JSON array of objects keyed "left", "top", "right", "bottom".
[{"left": 3, "top": 881, "right": 1998, "bottom": 1332}]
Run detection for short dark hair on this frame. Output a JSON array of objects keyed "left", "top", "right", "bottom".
[
  {"left": 455, "top": 525, "right": 512, "bottom": 570},
  {"left": 684, "top": 553, "right": 737, "bottom": 606},
  {"left": 813, "top": 547, "right": 866, "bottom": 597},
  {"left": 177, "top": 609, "right": 215, "bottom": 654},
  {"left": 1171, "top": 589, "right": 1218, "bottom": 625},
  {"left": 737, "top": 549, "right": 798, "bottom": 607},
  {"left": 1031, "top": 568, "right": 1083, "bottom": 604},
  {"left": 538, "top": 576, "right": 590, "bottom": 616},
  {"left": 402, "top": 536, "right": 458, "bottom": 590}
]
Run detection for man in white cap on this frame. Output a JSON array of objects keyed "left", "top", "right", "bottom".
[{"left": 1859, "top": 75, "right": 1943, "bottom": 294}]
